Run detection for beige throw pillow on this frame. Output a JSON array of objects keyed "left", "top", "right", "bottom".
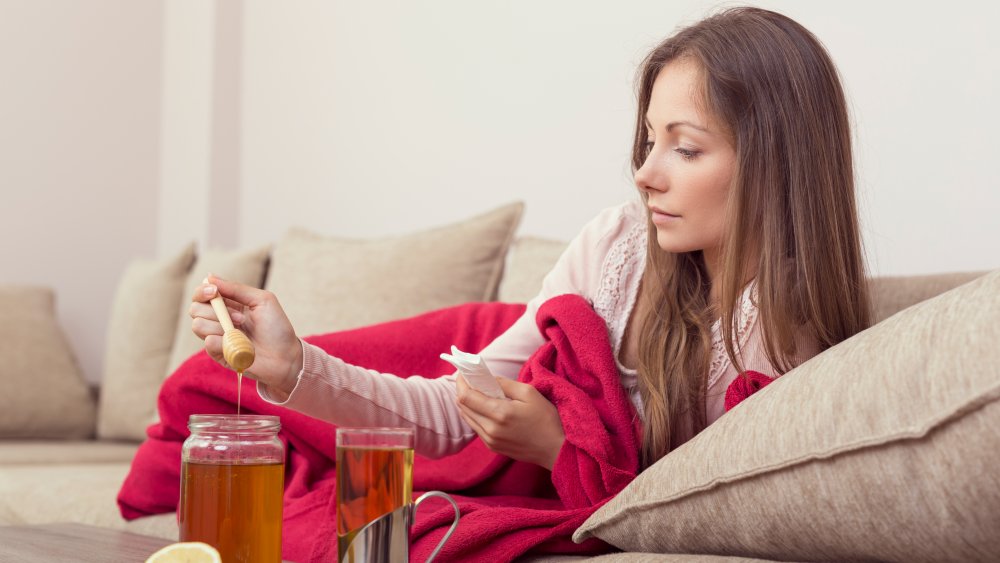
[
  {"left": 575, "top": 270, "right": 1000, "bottom": 562},
  {"left": 0, "top": 286, "right": 96, "bottom": 439},
  {"left": 265, "top": 202, "right": 523, "bottom": 337},
  {"left": 97, "top": 243, "right": 196, "bottom": 441},
  {"left": 497, "top": 236, "right": 568, "bottom": 303},
  {"left": 166, "top": 245, "right": 270, "bottom": 375}
]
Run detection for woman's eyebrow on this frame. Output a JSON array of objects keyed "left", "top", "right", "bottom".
[{"left": 644, "top": 115, "right": 710, "bottom": 133}]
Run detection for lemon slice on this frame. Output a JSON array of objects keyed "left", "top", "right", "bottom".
[{"left": 145, "top": 541, "right": 222, "bottom": 563}]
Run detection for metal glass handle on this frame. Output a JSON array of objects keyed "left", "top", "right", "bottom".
[{"left": 413, "top": 491, "right": 460, "bottom": 563}]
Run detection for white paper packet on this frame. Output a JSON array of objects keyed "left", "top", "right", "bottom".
[{"left": 439, "top": 345, "right": 507, "bottom": 400}]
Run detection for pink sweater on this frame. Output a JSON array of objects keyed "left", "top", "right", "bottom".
[{"left": 259, "top": 199, "right": 818, "bottom": 458}]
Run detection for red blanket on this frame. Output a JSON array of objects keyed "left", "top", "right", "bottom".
[
  {"left": 118, "top": 295, "right": 640, "bottom": 562},
  {"left": 725, "top": 370, "right": 776, "bottom": 412}
]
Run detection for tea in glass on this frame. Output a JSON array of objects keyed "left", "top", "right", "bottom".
[{"left": 336, "top": 427, "right": 415, "bottom": 561}]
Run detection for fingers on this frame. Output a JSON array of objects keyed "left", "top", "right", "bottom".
[
  {"left": 204, "top": 334, "right": 224, "bottom": 363},
  {"left": 457, "top": 403, "right": 496, "bottom": 447},
  {"left": 457, "top": 381, "right": 512, "bottom": 427},
  {"left": 456, "top": 375, "right": 499, "bottom": 428},
  {"left": 457, "top": 404, "right": 487, "bottom": 436},
  {"left": 456, "top": 376, "right": 494, "bottom": 413},
  {"left": 496, "top": 378, "right": 534, "bottom": 401},
  {"left": 189, "top": 300, "right": 244, "bottom": 317},
  {"left": 454, "top": 371, "right": 471, "bottom": 398},
  {"left": 189, "top": 302, "right": 246, "bottom": 326},
  {"left": 192, "top": 282, "right": 216, "bottom": 304},
  {"left": 206, "top": 274, "right": 272, "bottom": 307},
  {"left": 192, "top": 281, "right": 244, "bottom": 307},
  {"left": 191, "top": 317, "right": 224, "bottom": 339}
]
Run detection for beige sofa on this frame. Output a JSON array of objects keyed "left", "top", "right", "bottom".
[{"left": 1, "top": 201, "right": 996, "bottom": 562}]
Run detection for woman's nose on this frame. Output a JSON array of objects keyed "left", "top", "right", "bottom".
[{"left": 634, "top": 157, "right": 666, "bottom": 194}]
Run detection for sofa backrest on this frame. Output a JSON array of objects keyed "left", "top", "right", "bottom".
[
  {"left": 869, "top": 271, "right": 989, "bottom": 323},
  {"left": 498, "top": 237, "right": 990, "bottom": 326}
]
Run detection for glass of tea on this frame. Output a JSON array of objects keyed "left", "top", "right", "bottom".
[
  {"left": 336, "top": 427, "right": 414, "bottom": 558},
  {"left": 179, "top": 415, "right": 284, "bottom": 563},
  {"left": 336, "top": 427, "right": 460, "bottom": 562}
]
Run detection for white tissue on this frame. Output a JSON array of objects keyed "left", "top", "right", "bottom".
[{"left": 439, "top": 345, "right": 507, "bottom": 400}]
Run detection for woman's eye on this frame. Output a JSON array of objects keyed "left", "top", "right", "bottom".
[{"left": 675, "top": 147, "right": 700, "bottom": 161}]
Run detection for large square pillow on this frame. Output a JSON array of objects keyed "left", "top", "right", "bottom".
[
  {"left": 97, "top": 243, "right": 195, "bottom": 441},
  {"left": 265, "top": 202, "right": 523, "bottom": 337},
  {"left": 574, "top": 270, "right": 999, "bottom": 562},
  {"left": 0, "top": 286, "right": 96, "bottom": 439}
]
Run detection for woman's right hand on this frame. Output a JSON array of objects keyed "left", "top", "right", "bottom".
[{"left": 189, "top": 275, "right": 303, "bottom": 401}]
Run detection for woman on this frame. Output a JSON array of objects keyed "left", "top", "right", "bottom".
[{"left": 190, "top": 6, "right": 871, "bottom": 470}]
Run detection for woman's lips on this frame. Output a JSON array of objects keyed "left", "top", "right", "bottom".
[{"left": 650, "top": 208, "right": 681, "bottom": 224}]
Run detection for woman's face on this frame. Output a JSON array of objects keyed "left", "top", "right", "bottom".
[{"left": 635, "top": 58, "right": 736, "bottom": 268}]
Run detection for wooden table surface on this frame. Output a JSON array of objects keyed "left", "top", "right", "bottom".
[
  {"left": 0, "top": 522, "right": 173, "bottom": 562},
  {"left": 0, "top": 522, "right": 297, "bottom": 562}
]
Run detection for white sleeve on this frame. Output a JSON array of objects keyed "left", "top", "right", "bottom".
[
  {"left": 258, "top": 341, "right": 473, "bottom": 459},
  {"left": 257, "top": 202, "right": 631, "bottom": 459}
]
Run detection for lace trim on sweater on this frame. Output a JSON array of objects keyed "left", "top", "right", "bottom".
[
  {"left": 589, "top": 211, "right": 759, "bottom": 394},
  {"left": 593, "top": 221, "right": 647, "bottom": 366},
  {"left": 707, "top": 283, "right": 759, "bottom": 389}
]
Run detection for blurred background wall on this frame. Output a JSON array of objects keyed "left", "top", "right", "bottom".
[
  {"left": 2, "top": 0, "right": 998, "bottom": 382},
  {"left": 0, "top": 1, "right": 162, "bottom": 384}
]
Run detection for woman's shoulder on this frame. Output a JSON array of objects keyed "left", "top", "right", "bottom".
[
  {"left": 541, "top": 198, "right": 647, "bottom": 300},
  {"left": 560, "top": 199, "right": 647, "bottom": 271},
  {"left": 589, "top": 198, "right": 646, "bottom": 228},
  {"left": 574, "top": 198, "right": 646, "bottom": 247}
]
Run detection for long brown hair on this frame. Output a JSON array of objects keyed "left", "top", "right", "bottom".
[{"left": 633, "top": 7, "right": 872, "bottom": 466}]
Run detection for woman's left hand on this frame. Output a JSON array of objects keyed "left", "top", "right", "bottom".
[{"left": 455, "top": 376, "right": 565, "bottom": 470}]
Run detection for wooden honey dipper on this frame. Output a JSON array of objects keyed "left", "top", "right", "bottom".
[{"left": 204, "top": 278, "right": 255, "bottom": 373}]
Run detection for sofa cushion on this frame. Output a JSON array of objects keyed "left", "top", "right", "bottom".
[
  {"left": 574, "top": 269, "right": 1000, "bottom": 562},
  {"left": 97, "top": 243, "right": 196, "bottom": 442},
  {"left": 0, "top": 440, "right": 139, "bottom": 465},
  {"left": 498, "top": 236, "right": 568, "bottom": 303},
  {"left": 0, "top": 286, "right": 96, "bottom": 439},
  {"left": 265, "top": 202, "right": 524, "bottom": 337},
  {"left": 869, "top": 270, "right": 987, "bottom": 323},
  {"left": 165, "top": 245, "right": 270, "bottom": 375},
  {"left": 0, "top": 462, "right": 177, "bottom": 540}
]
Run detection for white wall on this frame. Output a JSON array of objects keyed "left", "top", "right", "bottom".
[
  {"left": 238, "top": 0, "right": 1000, "bottom": 275},
  {"left": 798, "top": 1, "right": 1000, "bottom": 275},
  {"left": 158, "top": 0, "right": 214, "bottom": 258},
  {"left": 3, "top": 1, "right": 998, "bottom": 383},
  {"left": 158, "top": 0, "right": 244, "bottom": 256},
  {"left": 239, "top": 1, "right": 641, "bottom": 245},
  {"left": 0, "top": 1, "right": 163, "bottom": 383}
]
